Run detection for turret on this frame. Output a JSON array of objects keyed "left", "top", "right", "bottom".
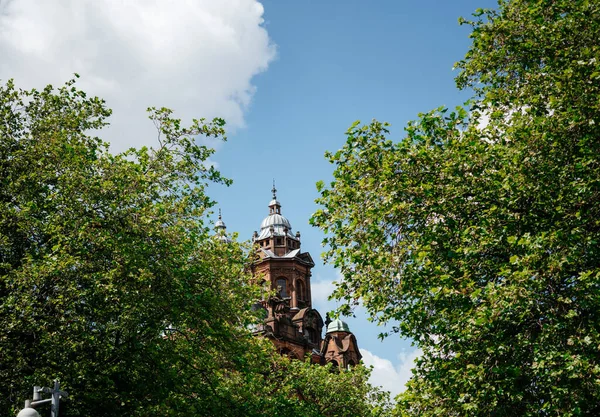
[{"left": 214, "top": 209, "right": 231, "bottom": 243}]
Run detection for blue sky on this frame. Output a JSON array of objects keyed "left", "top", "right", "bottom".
[
  {"left": 0, "top": 0, "right": 497, "bottom": 397},
  {"left": 211, "top": 0, "right": 497, "bottom": 396}
]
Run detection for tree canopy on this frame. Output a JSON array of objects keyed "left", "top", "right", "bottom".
[
  {"left": 311, "top": 0, "right": 600, "bottom": 415},
  {"left": 0, "top": 78, "right": 391, "bottom": 416}
]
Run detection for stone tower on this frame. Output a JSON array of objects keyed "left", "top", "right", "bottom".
[
  {"left": 321, "top": 319, "right": 362, "bottom": 368},
  {"left": 250, "top": 185, "right": 361, "bottom": 366}
]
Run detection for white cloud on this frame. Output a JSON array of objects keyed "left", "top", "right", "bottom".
[
  {"left": 360, "top": 347, "right": 421, "bottom": 400},
  {"left": 0, "top": 0, "right": 276, "bottom": 152},
  {"left": 311, "top": 269, "right": 347, "bottom": 313},
  {"left": 311, "top": 276, "right": 336, "bottom": 307}
]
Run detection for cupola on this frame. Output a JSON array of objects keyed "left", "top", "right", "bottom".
[
  {"left": 254, "top": 183, "right": 299, "bottom": 244},
  {"left": 214, "top": 209, "right": 231, "bottom": 243},
  {"left": 326, "top": 318, "right": 351, "bottom": 334}
]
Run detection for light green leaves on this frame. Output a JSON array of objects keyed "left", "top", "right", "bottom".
[{"left": 312, "top": 0, "right": 600, "bottom": 414}]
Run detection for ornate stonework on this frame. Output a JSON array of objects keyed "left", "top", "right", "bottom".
[{"left": 250, "top": 186, "right": 361, "bottom": 367}]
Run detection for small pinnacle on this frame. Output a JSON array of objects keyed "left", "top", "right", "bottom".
[{"left": 271, "top": 179, "right": 277, "bottom": 199}]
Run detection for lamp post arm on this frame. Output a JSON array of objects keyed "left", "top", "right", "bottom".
[{"left": 29, "top": 399, "right": 52, "bottom": 407}]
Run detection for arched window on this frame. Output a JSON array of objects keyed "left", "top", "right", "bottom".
[
  {"left": 276, "top": 278, "right": 287, "bottom": 297},
  {"left": 280, "top": 348, "right": 298, "bottom": 360},
  {"left": 297, "top": 280, "right": 305, "bottom": 300},
  {"left": 306, "top": 328, "right": 317, "bottom": 344}
]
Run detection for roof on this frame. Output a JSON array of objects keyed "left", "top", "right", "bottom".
[
  {"left": 255, "top": 183, "right": 301, "bottom": 240},
  {"left": 214, "top": 209, "right": 231, "bottom": 243},
  {"left": 326, "top": 318, "right": 351, "bottom": 333},
  {"left": 257, "top": 213, "right": 296, "bottom": 239},
  {"left": 258, "top": 248, "right": 302, "bottom": 259}
]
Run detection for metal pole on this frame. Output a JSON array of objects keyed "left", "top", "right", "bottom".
[
  {"left": 50, "top": 380, "right": 59, "bottom": 417},
  {"left": 33, "top": 387, "right": 41, "bottom": 402}
]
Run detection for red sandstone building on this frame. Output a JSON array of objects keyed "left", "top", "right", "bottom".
[{"left": 246, "top": 186, "right": 362, "bottom": 367}]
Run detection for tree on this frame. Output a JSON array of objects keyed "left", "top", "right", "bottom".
[
  {"left": 0, "top": 78, "right": 391, "bottom": 416},
  {"left": 0, "top": 77, "right": 264, "bottom": 416},
  {"left": 225, "top": 351, "right": 393, "bottom": 417},
  {"left": 311, "top": 1, "right": 600, "bottom": 415}
]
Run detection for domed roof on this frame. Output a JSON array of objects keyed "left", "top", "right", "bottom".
[
  {"left": 326, "top": 318, "right": 351, "bottom": 334},
  {"left": 260, "top": 213, "right": 292, "bottom": 231},
  {"left": 215, "top": 209, "right": 227, "bottom": 230},
  {"left": 257, "top": 212, "right": 295, "bottom": 240},
  {"left": 214, "top": 209, "right": 231, "bottom": 243}
]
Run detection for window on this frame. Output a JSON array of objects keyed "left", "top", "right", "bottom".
[
  {"left": 276, "top": 278, "right": 287, "bottom": 297},
  {"left": 280, "top": 348, "right": 296, "bottom": 359},
  {"left": 297, "top": 280, "right": 305, "bottom": 300},
  {"left": 306, "top": 328, "right": 317, "bottom": 344}
]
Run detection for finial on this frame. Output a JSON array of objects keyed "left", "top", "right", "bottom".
[
  {"left": 271, "top": 179, "right": 277, "bottom": 200},
  {"left": 215, "top": 208, "right": 226, "bottom": 230}
]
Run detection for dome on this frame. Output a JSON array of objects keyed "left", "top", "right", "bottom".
[
  {"left": 215, "top": 209, "right": 227, "bottom": 230},
  {"left": 260, "top": 213, "right": 292, "bottom": 231},
  {"left": 257, "top": 212, "right": 295, "bottom": 240},
  {"left": 214, "top": 209, "right": 231, "bottom": 243},
  {"left": 326, "top": 318, "right": 351, "bottom": 334}
]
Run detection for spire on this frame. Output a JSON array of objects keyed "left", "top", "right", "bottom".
[
  {"left": 269, "top": 180, "right": 281, "bottom": 215},
  {"left": 215, "top": 208, "right": 226, "bottom": 230},
  {"left": 214, "top": 208, "right": 231, "bottom": 243}
]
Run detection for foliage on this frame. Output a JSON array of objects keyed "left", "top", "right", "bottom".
[
  {"left": 0, "top": 76, "right": 266, "bottom": 416},
  {"left": 220, "top": 350, "right": 393, "bottom": 417},
  {"left": 0, "top": 77, "right": 390, "bottom": 416},
  {"left": 267, "top": 357, "right": 392, "bottom": 417},
  {"left": 311, "top": 1, "right": 600, "bottom": 415}
]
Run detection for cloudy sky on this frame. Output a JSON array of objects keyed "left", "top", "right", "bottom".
[
  {"left": 0, "top": 0, "right": 275, "bottom": 150},
  {"left": 0, "top": 0, "right": 497, "bottom": 398}
]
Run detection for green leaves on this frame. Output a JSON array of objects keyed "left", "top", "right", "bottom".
[
  {"left": 0, "top": 78, "right": 254, "bottom": 416},
  {"left": 0, "top": 78, "right": 391, "bottom": 417},
  {"left": 312, "top": 1, "right": 600, "bottom": 415}
]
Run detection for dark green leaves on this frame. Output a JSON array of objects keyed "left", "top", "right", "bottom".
[{"left": 0, "top": 79, "right": 255, "bottom": 416}]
